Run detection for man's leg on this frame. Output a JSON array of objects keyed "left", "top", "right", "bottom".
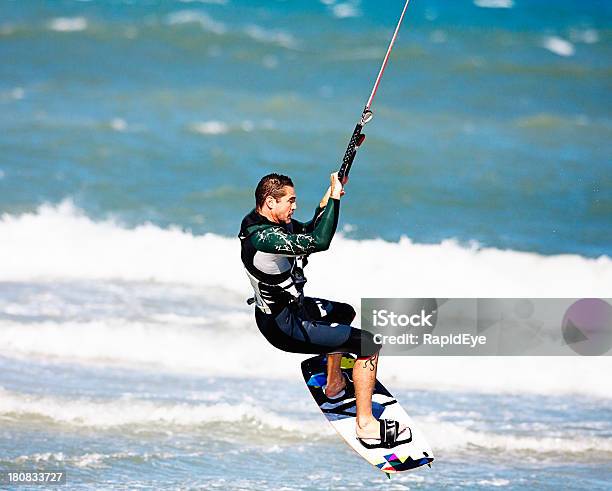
[
  {"left": 295, "top": 298, "right": 402, "bottom": 439},
  {"left": 302, "top": 298, "right": 354, "bottom": 399},
  {"left": 353, "top": 351, "right": 407, "bottom": 440},
  {"left": 325, "top": 352, "right": 346, "bottom": 397},
  {"left": 353, "top": 352, "right": 381, "bottom": 438}
]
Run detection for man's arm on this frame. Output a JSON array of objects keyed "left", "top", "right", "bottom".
[
  {"left": 298, "top": 204, "right": 325, "bottom": 234},
  {"left": 252, "top": 199, "right": 340, "bottom": 256},
  {"left": 298, "top": 175, "right": 345, "bottom": 233}
]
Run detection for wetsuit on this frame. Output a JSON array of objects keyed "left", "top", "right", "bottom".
[{"left": 239, "top": 198, "right": 381, "bottom": 358}]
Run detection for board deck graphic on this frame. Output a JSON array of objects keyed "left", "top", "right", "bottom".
[{"left": 301, "top": 354, "right": 434, "bottom": 477}]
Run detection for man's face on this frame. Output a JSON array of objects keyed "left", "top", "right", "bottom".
[{"left": 269, "top": 186, "right": 297, "bottom": 224}]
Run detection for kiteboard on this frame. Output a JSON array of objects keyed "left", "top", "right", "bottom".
[{"left": 301, "top": 354, "right": 434, "bottom": 477}]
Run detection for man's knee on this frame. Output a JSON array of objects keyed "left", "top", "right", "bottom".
[
  {"left": 358, "top": 329, "right": 382, "bottom": 358},
  {"left": 334, "top": 302, "right": 356, "bottom": 324}
]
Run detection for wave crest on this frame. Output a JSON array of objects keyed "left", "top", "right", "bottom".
[{"left": 1, "top": 201, "right": 609, "bottom": 298}]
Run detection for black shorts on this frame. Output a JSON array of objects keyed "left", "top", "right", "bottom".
[{"left": 254, "top": 297, "right": 381, "bottom": 358}]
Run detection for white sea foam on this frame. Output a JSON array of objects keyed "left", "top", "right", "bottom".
[
  {"left": 542, "top": 36, "right": 575, "bottom": 57},
  {"left": 421, "top": 416, "right": 612, "bottom": 454},
  {"left": 188, "top": 120, "right": 230, "bottom": 135},
  {"left": 331, "top": 3, "right": 361, "bottom": 19},
  {"left": 383, "top": 357, "right": 612, "bottom": 400},
  {"left": 109, "top": 118, "right": 128, "bottom": 132},
  {"left": 1, "top": 388, "right": 610, "bottom": 455},
  {"left": 0, "top": 87, "right": 24, "bottom": 102},
  {"left": 166, "top": 10, "right": 226, "bottom": 35},
  {"left": 244, "top": 25, "right": 297, "bottom": 49},
  {"left": 0, "top": 318, "right": 270, "bottom": 376},
  {"left": 47, "top": 17, "right": 88, "bottom": 32},
  {"left": 0, "top": 388, "right": 326, "bottom": 435},
  {"left": 1, "top": 203, "right": 611, "bottom": 398},
  {"left": 476, "top": 479, "right": 510, "bottom": 487},
  {"left": 188, "top": 119, "right": 268, "bottom": 135},
  {"left": 0, "top": 201, "right": 248, "bottom": 292},
  {"left": 1, "top": 320, "right": 611, "bottom": 399},
  {"left": 1, "top": 201, "right": 610, "bottom": 296},
  {"left": 474, "top": 0, "right": 514, "bottom": 8},
  {"left": 10, "top": 451, "right": 172, "bottom": 468}
]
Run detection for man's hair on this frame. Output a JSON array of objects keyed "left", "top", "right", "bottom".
[{"left": 255, "top": 173, "right": 294, "bottom": 209}]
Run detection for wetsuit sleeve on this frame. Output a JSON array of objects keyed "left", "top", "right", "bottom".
[
  {"left": 251, "top": 199, "right": 339, "bottom": 256},
  {"left": 299, "top": 206, "right": 325, "bottom": 233}
]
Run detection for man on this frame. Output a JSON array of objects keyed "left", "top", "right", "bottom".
[{"left": 239, "top": 172, "right": 407, "bottom": 447}]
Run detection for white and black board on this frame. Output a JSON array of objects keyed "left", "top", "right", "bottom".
[{"left": 301, "top": 354, "right": 434, "bottom": 477}]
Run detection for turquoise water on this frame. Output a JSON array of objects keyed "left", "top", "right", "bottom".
[
  {"left": 1, "top": 347, "right": 612, "bottom": 490},
  {"left": 1, "top": 0, "right": 610, "bottom": 255},
  {"left": 1, "top": 1, "right": 612, "bottom": 489}
]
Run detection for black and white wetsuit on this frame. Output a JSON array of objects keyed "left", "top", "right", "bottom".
[{"left": 238, "top": 198, "right": 381, "bottom": 358}]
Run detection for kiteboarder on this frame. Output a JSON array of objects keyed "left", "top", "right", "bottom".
[{"left": 239, "top": 172, "right": 407, "bottom": 446}]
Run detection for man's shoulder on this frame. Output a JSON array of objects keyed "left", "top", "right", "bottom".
[{"left": 239, "top": 209, "right": 284, "bottom": 240}]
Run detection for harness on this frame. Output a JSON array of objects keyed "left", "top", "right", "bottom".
[{"left": 241, "top": 223, "right": 309, "bottom": 315}]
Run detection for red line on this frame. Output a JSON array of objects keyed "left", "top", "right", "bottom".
[{"left": 365, "top": 0, "right": 411, "bottom": 110}]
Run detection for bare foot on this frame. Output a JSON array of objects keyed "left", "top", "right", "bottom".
[
  {"left": 356, "top": 418, "right": 407, "bottom": 440},
  {"left": 356, "top": 417, "right": 381, "bottom": 439},
  {"left": 324, "top": 377, "right": 347, "bottom": 398}
]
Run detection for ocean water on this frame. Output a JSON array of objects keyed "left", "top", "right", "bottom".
[{"left": 1, "top": 0, "right": 611, "bottom": 489}]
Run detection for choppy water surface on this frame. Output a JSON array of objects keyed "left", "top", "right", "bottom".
[{"left": 1, "top": 0, "right": 611, "bottom": 489}]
